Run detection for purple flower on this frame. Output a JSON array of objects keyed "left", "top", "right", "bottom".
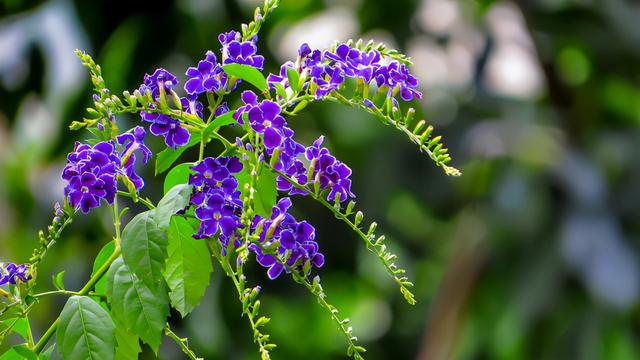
[
  {"left": 375, "top": 61, "right": 422, "bottom": 101},
  {"left": 249, "top": 198, "right": 324, "bottom": 280},
  {"left": 116, "top": 126, "right": 151, "bottom": 190},
  {"left": 235, "top": 91, "right": 289, "bottom": 150},
  {"left": 266, "top": 61, "right": 296, "bottom": 92},
  {"left": 184, "top": 51, "right": 227, "bottom": 95},
  {"left": 62, "top": 141, "right": 120, "bottom": 214},
  {"left": 139, "top": 68, "right": 178, "bottom": 100},
  {"left": 181, "top": 96, "right": 204, "bottom": 119},
  {"left": 142, "top": 112, "right": 190, "bottom": 149},
  {"left": 189, "top": 157, "right": 243, "bottom": 246},
  {"left": 215, "top": 102, "right": 230, "bottom": 117},
  {"left": 219, "top": 31, "right": 264, "bottom": 70},
  {"left": 0, "top": 263, "right": 31, "bottom": 285}
]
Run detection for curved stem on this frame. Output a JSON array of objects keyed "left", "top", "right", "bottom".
[
  {"left": 207, "top": 241, "right": 272, "bottom": 359},
  {"left": 165, "top": 325, "right": 199, "bottom": 360},
  {"left": 116, "top": 191, "right": 155, "bottom": 210},
  {"left": 265, "top": 164, "right": 416, "bottom": 304}
]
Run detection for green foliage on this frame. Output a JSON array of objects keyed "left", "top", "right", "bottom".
[
  {"left": 163, "top": 164, "right": 193, "bottom": 195},
  {"left": 107, "top": 257, "right": 169, "bottom": 353},
  {"left": 57, "top": 296, "right": 116, "bottom": 360},
  {"left": 163, "top": 217, "right": 213, "bottom": 317},
  {"left": 155, "top": 137, "right": 200, "bottom": 175},
  {"left": 120, "top": 211, "right": 168, "bottom": 292},
  {"left": 222, "top": 64, "right": 268, "bottom": 92}
]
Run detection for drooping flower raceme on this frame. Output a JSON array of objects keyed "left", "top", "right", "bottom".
[
  {"left": 249, "top": 198, "right": 324, "bottom": 279},
  {"left": 62, "top": 141, "right": 120, "bottom": 214},
  {"left": 116, "top": 126, "right": 152, "bottom": 191},
  {"left": 189, "top": 156, "right": 243, "bottom": 248},
  {"left": 0, "top": 263, "right": 31, "bottom": 285},
  {"left": 292, "top": 42, "right": 422, "bottom": 103}
]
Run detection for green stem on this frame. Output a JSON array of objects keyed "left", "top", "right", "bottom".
[
  {"left": 207, "top": 241, "right": 271, "bottom": 359},
  {"left": 116, "top": 191, "right": 155, "bottom": 209},
  {"left": 265, "top": 165, "right": 416, "bottom": 304},
  {"left": 290, "top": 272, "right": 364, "bottom": 360},
  {"left": 34, "top": 198, "right": 125, "bottom": 354},
  {"left": 165, "top": 325, "right": 199, "bottom": 360}
]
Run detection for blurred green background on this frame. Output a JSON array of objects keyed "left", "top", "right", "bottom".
[{"left": 1, "top": 0, "right": 640, "bottom": 359}]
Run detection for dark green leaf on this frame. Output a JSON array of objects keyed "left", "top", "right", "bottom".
[
  {"left": 222, "top": 63, "right": 267, "bottom": 91},
  {"left": 12, "top": 346, "right": 37, "bottom": 360},
  {"left": 155, "top": 135, "right": 200, "bottom": 175},
  {"left": 163, "top": 163, "right": 193, "bottom": 195},
  {"left": 120, "top": 211, "right": 167, "bottom": 291},
  {"left": 57, "top": 295, "right": 116, "bottom": 360},
  {"left": 114, "top": 318, "right": 141, "bottom": 360},
  {"left": 164, "top": 217, "right": 213, "bottom": 317},
  {"left": 107, "top": 257, "right": 169, "bottom": 353},
  {"left": 155, "top": 184, "right": 193, "bottom": 231}
]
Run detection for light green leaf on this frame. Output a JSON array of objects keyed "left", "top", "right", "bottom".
[
  {"left": 234, "top": 165, "right": 277, "bottom": 217},
  {"left": 222, "top": 63, "right": 267, "bottom": 91},
  {"left": 92, "top": 241, "right": 115, "bottom": 295},
  {"left": 57, "top": 296, "right": 116, "bottom": 360},
  {"left": 164, "top": 217, "right": 212, "bottom": 317},
  {"left": 202, "top": 111, "right": 236, "bottom": 141},
  {"left": 286, "top": 66, "right": 300, "bottom": 93},
  {"left": 107, "top": 257, "right": 169, "bottom": 353},
  {"left": 155, "top": 135, "right": 200, "bottom": 175},
  {"left": 52, "top": 271, "right": 65, "bottom": 290},
  {"left": 120, "top": 211, "right": 167, "bottom": 291},
  {"left": 163, "top": 163, "right": 193, "bottom": 195}
]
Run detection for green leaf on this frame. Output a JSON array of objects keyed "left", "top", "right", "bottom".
[
  {"left": 286, "top": 66, "right": 300, "bottom": 93},
  {"left": 57, "top": 296, "right": 116, "bottom": 360},
  {"left": 13, "top": 318, "right": 29, "bottom": 341},
  {"left": 53, "top": 271, "right": 65, "bottom": 290},
  {"left": 92, "top": 241, "right": 115, "bottom": 295},
  {"left": 202, "top": 111, "right": 236, "bottom": 141},
  {"left": 234, "top": 165, "right": 277, "bottom": 217},
  {"left": 114, "top": 318, "right": 141, "bottom": 360},
  {"left": 107, "top": 257, "right": 169, "bottom": 353},
  {"left": 155, "top": 184, "right": 193, "bottom": 231},
  {"left": 120, "top": 211, "right": 168, "bottom": 291},
  {"left": 163, "top": 217, "right": 212, "bottom": 317},
  {"left": 155, "top": 135, "right": 200, "bottom": 175},
  {"left": 163, "top": 163, "right": 193, "bottom": 195},
  {"left": 222, "top": 63, "right": 267, "bottom": 91},
  {"left": 0, "top": 349, "right": 20, "bottom": 360},
  {"left": 13, "top": 345, "right": 38, "bottom": 360}
]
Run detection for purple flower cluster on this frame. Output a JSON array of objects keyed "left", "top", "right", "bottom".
[
  {"left": 184, "top": 51, "right": 228, "bottom": 95},
  {"left": 62, "top": 141, "right": 120, "bottom": 214},
  {"left": 234, "top": 91, "right": 355, "bottom": 203},
  {"left": 189, "top": 157, "right": 243, "bottom": 247},
  {"left": 0, "top": 263, "right": 31, "bottom": 285},
  {"left": 219, "top": 31, "right": 264, "bottom": 70},
  {"left": 294, "top": 42, "right": 422, "bottom": 102},
  {"left": 249, "top": 198, "right": 324, "bottom": 279},
  {"left": 62, "top": 130, "right": 151, "bottom": 214}
]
